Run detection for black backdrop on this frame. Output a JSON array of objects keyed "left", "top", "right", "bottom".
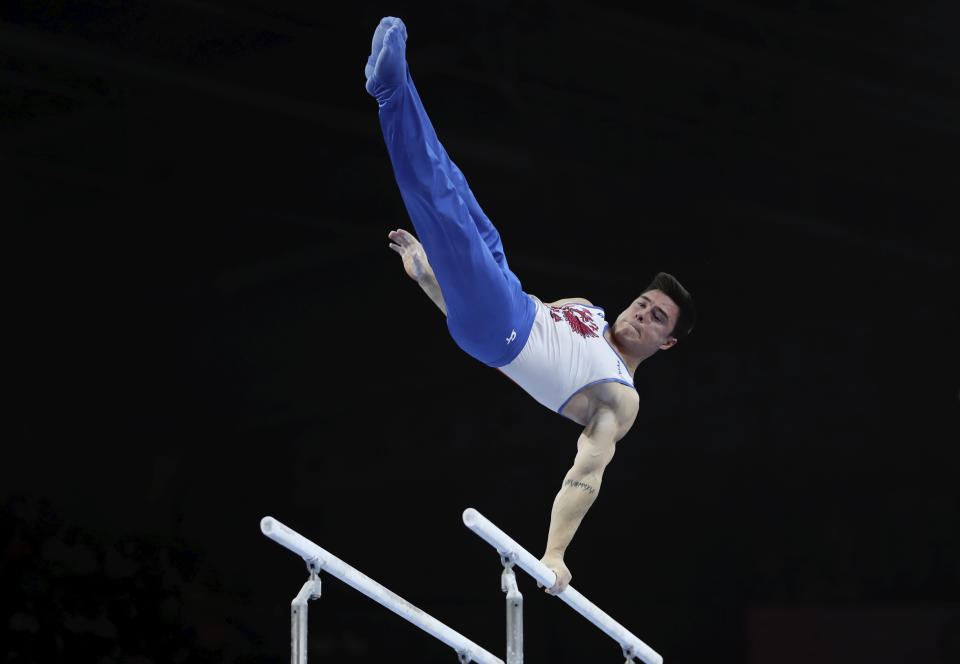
[{"left": 4, "top": 2, "right": 959, "bottom": 663}]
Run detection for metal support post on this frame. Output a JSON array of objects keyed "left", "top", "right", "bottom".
[
  {"left": 500, "top": 553, "right": 523, "bottom": 664},
  {"left": 291, "top": 558, "right": 323, "bottom": 664}
]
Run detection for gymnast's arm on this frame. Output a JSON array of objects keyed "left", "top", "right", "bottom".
[
  {"left": 545, "top": 298, "right": 594, "bottom": 307},
  {"left": 539, "top": 406, "right": 627, "bottom": 594},
  {"left": 386, "top": 229, "right": 594, "bottom": 317},
  {"left": 388, "top": 227, "right": 447, "bottom": 316}
]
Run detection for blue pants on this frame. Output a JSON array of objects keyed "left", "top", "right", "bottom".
[{"left": 370, "top": 39, "right": 535, "bottom": 367}]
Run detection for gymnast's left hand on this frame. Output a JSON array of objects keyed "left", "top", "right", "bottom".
[{"left": 537, "top": 554, "right": 572, "bottom": 595}]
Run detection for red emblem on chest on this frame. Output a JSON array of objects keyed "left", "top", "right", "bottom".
[{"left": 549, "top": 305, "right": 600, "bottom": 338}]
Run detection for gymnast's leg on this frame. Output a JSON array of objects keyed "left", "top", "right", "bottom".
[
  {"left": 365, "top": 18, "right": 511, "bottom": 274},
  {"left": 365, "top": 17, "right": 534, "bottom": 366}
]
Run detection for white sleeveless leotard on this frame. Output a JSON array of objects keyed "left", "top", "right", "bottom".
[{"left": 499, "top": 297, "right": 635, "bottom": 415}]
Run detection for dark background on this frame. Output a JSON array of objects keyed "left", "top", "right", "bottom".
[{"left": 4, "top": 1, "right": 959, "bottom": 663}]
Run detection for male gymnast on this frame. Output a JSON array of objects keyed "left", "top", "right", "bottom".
[{"left": 365, "top": 16, "right": 696, "bottom": 594}]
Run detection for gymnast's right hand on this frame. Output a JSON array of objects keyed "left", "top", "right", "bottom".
[{"left": 388, "top": 228, "right": 432, "bottom": 283}]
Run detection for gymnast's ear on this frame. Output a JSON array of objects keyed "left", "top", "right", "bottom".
[{"left": 659, "top": 337, "right": 678, "bottom": 351}]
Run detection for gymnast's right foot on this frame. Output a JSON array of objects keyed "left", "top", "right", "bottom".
[{"left": 364, "top": 16, "right": 408, "bottom": 100}]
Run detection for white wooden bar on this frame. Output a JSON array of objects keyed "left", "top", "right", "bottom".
[
  {"left": 261, "top": 516, "right": 504, "bottom": 664},
  {"left": 462, "top": 508, "right": 663, "bottom": 664}
]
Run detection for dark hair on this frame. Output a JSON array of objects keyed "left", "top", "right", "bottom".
[{"left": 642, "top": 272, "right": 696, "bottom": 340}]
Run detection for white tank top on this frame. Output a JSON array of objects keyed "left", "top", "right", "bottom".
[{"left": 499, "top": 296, "right": 635, "bottom": 414}]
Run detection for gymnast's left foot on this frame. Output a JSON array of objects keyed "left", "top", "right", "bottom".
[{"left": 365, "top": 16, "right": 408, "bottom": 100}]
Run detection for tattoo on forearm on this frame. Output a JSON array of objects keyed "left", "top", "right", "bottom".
[{"left": 563, "top": 479, "right": 596, "bottom": 494}]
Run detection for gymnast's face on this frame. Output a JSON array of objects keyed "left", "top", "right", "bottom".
[{"left": 612, "top": 290, "right": 679, "bottom": 355}]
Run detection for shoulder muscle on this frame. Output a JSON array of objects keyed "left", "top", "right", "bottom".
[{"left": 587, "top": 391, "right": 639, "bottom": 442}]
